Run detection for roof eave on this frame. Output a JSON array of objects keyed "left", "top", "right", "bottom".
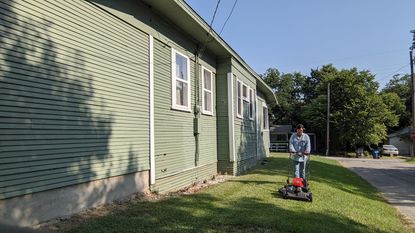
[{"left": 142, "top": 0, "right": 278, "bottom": 106}]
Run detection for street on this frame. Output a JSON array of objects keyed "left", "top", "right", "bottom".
[{"left": 329, "top": 157, "right": 415, "bottom": 225}]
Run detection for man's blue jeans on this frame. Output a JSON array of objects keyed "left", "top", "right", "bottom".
[{"left": 293, "top": 159, "right": 307, "bottom": 179}]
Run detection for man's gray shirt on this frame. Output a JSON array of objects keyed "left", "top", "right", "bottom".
[{"left": 289, "top": 133, "right": 311, "bottom": 162}]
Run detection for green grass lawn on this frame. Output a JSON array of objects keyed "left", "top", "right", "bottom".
[
  {"left": 406, "top": 157, "right": 415, "bottom": 164},
  {"left": 63, "top": 153, "right": 413, "bottom": 233}
]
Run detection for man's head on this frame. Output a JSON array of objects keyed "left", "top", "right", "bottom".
[{"left": 296, "top": 124, "right": 305, "bottom": 135}]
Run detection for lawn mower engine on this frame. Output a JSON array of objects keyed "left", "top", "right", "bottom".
[{"left": 278, "top": 177, "right": 313, "bottom": 202}]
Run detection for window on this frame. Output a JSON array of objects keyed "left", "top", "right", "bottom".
[
  {"left": 172, "top": 49, "right": 191, "bottom": 111},
  {"left": 237, "top": 80, "right": 243, "bottom": 118},
  {"left": 249, "top": 88, "right": 254, "bottom": 120},
  {"left": 202, "top": 67, "right": 213, "bottom": 115},
  {"left": 271, "top": 133, "right": 288, "bottom": 142},
  {"left": 242, "top": 84, "right": 248, "bottom": 100},
  {"left": 263, "top": 106, "right": 269, "bottom": 130}
]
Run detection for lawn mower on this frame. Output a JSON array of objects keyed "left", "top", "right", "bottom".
[{"left": 278, "top": 152, "right": 313, "bottom": 202}]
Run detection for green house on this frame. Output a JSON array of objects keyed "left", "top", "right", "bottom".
[{"left": 0, "top": 0, "right": 277, "bottom": 226}]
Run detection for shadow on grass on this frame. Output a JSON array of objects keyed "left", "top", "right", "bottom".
[
  {"left": 243, "top": 156, "right": 385, "bottom": 202},
  {"left": 67, "top": 193, "right": 387, "bottom": 233},
  {"left": 62, "top": 154, "right": 402, "bottom": 233}
]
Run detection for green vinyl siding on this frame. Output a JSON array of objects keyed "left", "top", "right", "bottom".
[
  {"left": 154, "top": 162, "right": 217, "bottom": 194},
  {"left": 199, "top": 74, "right": 217, "bottom": 166},
  {"left": 231, "top": 62, "right": 258, "bottom": 174},
  {"left": 236, "top": 157, "right": 257, "bottom": 175},
  {"left": 153, "top": 39, "right": 195, "bottom": 179},
  {"left": 215, "top": 58, "right": 261, "bottom": 175},
  {"left": 234, "top": 102, "right": 257, "bottom": 160},
  {"left": 198, "top": 55, "right": 217, "bottom": 167},
  {"left": 91, "top": 0, "right": 218, "bottom": 192},
  {"left": 216, "top": 59, "right": 231, "bottom": 173},
  {"left": 0, "top": 1, "right": 150, "bottom": 199},
  {"left": 153, "top": 37, "right": 217, "bottom": 193},
  {"left": 199, "top": 116, "right": 217, "bottom": 165}
]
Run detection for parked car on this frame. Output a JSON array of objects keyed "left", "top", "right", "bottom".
[{"left": 381, "top": 145, "right": 399, "bottom": 156}]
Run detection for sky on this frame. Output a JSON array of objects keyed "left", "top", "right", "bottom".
[{"left": 185, "top": 0, "right": 415, "bottom": 88}]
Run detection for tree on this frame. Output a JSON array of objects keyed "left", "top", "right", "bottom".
[
  {"left": 261, "top": 68, "right": 306, "bottom": 124},
  {"left": 303, "top": 65, "right": 337, "bottom": 103},
  {"left": 301, "top": 65, "right": 398, "bottom": 153},
  {"left": 262, "top": 64, "right": 401, "bottom": 154},
  {"left": 381, "top": 74, "right": 411, "bottom": 130}
]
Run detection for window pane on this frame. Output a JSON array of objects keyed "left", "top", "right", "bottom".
[
  {"left": 176, "top": 81, "right": 183, "bottom": 105},
  {"left": 249, "top": 89, "right": 253, "bottom": 102},
  {"left": 182, "top": 82, "right": 188, "bottom": 106},
  {"left": 263, "top": 107, "right": 268, "bottom": 129},
  {"left": 271, "top": 133, "right": 287, "bottom": 142},
  {"left": 238, "top": 98, "right": 242, "bottom": 115},
  {"left": 249, "top": 102, "right": 253, "bottom": 118},
  {"left": 243, "top": 85, "right": 247, "bottom": 98},
  {"left": 204, "top": 91, "right": 212, "bottom": 112},
  {"left": 262, "top": 108, "right": 267, "bottom": 129},
  {"left": 237, "top": 81, "right": 242, "bottom": 116},
  {"left": 176, "top": 81, "right": 188, "bottom": 106},
  {"left": 204, "top": 70, "right": 212, "bottom": 90},
  {"left": 249, "top": 90, "right": 254, "bottom": 118},
  {"left": 175, "top": 53, "right": 188, "bottom": 81},
  {"left": 277, "top": 134, "right": 287, "bottom": 141}
]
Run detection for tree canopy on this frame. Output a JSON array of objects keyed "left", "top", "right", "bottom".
[
  {"left": 261, "top": 68, "right": 305, "bottom": 125},
  {"left": 262, "top": 64, "right": 404, "bottom": 154},
  {"left": 381, "top": 74, "right": 411, "bottom": 130}
]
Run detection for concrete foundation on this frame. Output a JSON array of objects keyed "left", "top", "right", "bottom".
[{"left": 0, "top": 171, "right": 149, "bottom": 227}]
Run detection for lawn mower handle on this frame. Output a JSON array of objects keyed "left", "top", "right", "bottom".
[{"left": 289, "top": 152, "right": 310, "bottom": 157}]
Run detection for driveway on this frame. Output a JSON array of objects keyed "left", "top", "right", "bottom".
[{"left": 327, "top": 157, "right": 415, "bottom": 224}]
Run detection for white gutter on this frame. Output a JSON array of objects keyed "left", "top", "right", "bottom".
[
  {"left": 149, "top": 35, "right": 155, "bottom": 185},
  {"left": 227, "top": 72, "right": 235, "bottom": 162}
]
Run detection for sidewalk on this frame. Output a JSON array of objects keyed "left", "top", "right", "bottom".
[{"left": 328, "top": 157, "right": 415, "bottom": 225}]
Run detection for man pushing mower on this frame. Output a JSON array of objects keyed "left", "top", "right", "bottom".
[
  {"left": 289, "top": 124, "right": 311, "bottom": 182},
  {"left": 279, "top": 124, "right": 313, "bottom": 201}
]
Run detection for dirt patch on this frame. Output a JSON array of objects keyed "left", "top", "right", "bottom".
[
  {"left": 38, "top": 174, "right": 231, "bottom": 232},
  {"left": 177, "top": 174, "right": 230, "bottom": 195}
]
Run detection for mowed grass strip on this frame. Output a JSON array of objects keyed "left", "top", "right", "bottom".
[
  {"left": 65, "top": 153, "right": 413, "bottom": 233},
  {"left": 406, "top": 157, "right": 415, "bottom": 164}
]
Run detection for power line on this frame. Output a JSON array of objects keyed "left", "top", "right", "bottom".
[
  {"left": 376, "top": 63, "right": 410, "bottom": 82},
  {"left": 382, "top": 63, "right": 410, "bottom": 76},
  {"left": 209, "top": 0, "right": 221, "bottom": 31},
  {"left": 198, "top": 0, "right": 222, "bottom": 60},
  {"left": 219, "top": 0, "right": 238, "bottom": 36}
]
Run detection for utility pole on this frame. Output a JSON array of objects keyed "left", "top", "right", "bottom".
[
  {"left": 410, "top": 30, "right": 415, "bottom": 158},
  {"left": 326, "top": 83, "right": 330, "bottom": 156}
]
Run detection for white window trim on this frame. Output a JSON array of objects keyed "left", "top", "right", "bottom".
[
  {"left": 201, "top": 66, "right": 214, "bottom": 116},
  {"left": 171, "top": 49, "right": 191, "bottom": 112},
  {"left": 248, "top": 88, "right": 254, "bottom": 120},
  {"left": 236, "top": 79, "right": 243, "bottom": 119},
  {"left": 262, "top": 103, "right": 269, "bottom": 130},
  {"left": 255, "top": 93, "right": 260, "bottom": 157}
]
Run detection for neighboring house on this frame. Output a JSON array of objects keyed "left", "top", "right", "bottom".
[
  {"left": 307, "top": 133, "right": 317, "bottom": 153},
  {"left": 388, "top": 127, "right": 411, "bottom": 156},
  {"left": 269, "top": 125, "right": 317, "bottom": 153},
  {"left": 0, "top": 0, "right": 277, "bottom": 227},
  {"left": 269, "top": 125, "right": 292, "bottom": 152}
]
